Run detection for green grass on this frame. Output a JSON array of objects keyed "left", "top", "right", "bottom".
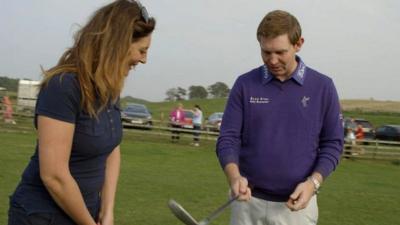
[
  {"left": 320, "top": 160, "right": 400, "bottom": 225},
  {"left": 1, "top": 130, "right": 400, "bottom": 225}
]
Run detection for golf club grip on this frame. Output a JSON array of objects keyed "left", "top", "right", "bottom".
[{"left": 204, "top": 195, "right": 239, "bottom": 222}]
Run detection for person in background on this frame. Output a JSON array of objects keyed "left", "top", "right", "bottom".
[
  {"left": 344, "top": 127, "right": 356, "bottom": 156},
  {"left": 216, "top": 10, "right": 343, "bottom": 225},
  {"left": 2, "top": 95, "right": 16, "bottom": 124},
  {"left": 191, "top": 104, "right": 203, "bottom": 147},
  {"left": 170, "top": 103, "right": 185, "bottom": 142},
  {"left": 355, "top": 124, "right": 364, "bottom": 140},
  {"left": 8, "top": 1, "right": 155, "bottom": 225},
  {"left": 346, "top": 128, "right": 356, "bottom": 143},
  {"left": 354, "top": 124, "right": 365, "bottom": 155}
]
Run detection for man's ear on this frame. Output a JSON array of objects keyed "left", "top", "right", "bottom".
[{"left": 295, "top": 37, "right": 304, "bottom": 52}]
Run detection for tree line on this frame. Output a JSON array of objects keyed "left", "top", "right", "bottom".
[
  {"left": 165, "top": 82, "right": 230, "bottom": 101},
  {"left": 1, "top": 75, "right": 231, "bottom": 102},
  {"left": 0, "top": 76, "right": 19, "bottom": 92}
]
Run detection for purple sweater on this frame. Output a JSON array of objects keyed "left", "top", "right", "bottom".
[{"left": 216, "top": 58, "right": 343, "bottom": 201}]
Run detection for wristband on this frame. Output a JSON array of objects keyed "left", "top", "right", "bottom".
[{"left": 308, "top": 176, "right": 321, "bottom": 194}]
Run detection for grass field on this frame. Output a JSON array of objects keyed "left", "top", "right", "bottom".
[
  {"left": 1, "top": 129, "right": 399, "bottom": 225},
  {"left": 341, "top": 99, "right": 400, "bottom": 113}
]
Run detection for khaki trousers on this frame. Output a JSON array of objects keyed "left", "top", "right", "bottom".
[{"left": 230, "top": 195, "right": 318, "bottom": 225}]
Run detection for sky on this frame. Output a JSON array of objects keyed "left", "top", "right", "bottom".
[{"left": 1, "top": 0, "right": 399, "bottom": 102}]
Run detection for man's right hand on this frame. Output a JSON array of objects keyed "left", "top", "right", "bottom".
[
  {"left": 224, "top": 163, "right": 251, "bottom": 201},
  {"left": 229, "top": 176, "right": 252, "bottom": 201}
]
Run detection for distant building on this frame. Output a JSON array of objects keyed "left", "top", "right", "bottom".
[{"left": 17, "top": 79, "right": 40, "bottom": 110}]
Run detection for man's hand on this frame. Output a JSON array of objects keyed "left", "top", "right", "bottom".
[
  {"left": 224, "top": 163, "right": 251, "bottom": 201},
  {"left": 286, "top": 179, "right": 315, "bottom": 211},
  {"left": 229, "top": 176, "right": 252, "bottom": 201}
]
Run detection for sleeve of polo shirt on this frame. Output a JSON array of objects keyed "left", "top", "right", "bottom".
[
  {"left": 314, "top": 79, "right": 344, "bottom": 178},
  {"left": 35, "top": 74, "right": 80, "bottom": 124},
  {"left": 216, "top": 76, "right": 244, "bottom": 169}
]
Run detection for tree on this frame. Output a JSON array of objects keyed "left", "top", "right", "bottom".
[
  {"left": 208, "top": 82, "right": 230, "bottom": 98},
  {"left": 0, "top": 76, "right": 19, "bottom": 92},
  {"left": 177, "top": 87, "right": 187, "bottom": 100},
  {"left": 188, "top": 85, "right": 208, "bottom": 99},
  {"left": 165, "top": 88, "right": 178, "bottom": 101},
  {"left": 165, "top": 87, "right": 187, "bottom": 101}
]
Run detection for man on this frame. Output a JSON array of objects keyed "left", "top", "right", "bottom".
[{"left": 216, "top": 10, "right": 343, "bottom": 225}]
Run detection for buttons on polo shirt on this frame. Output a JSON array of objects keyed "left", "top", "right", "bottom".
[
  {"left": 106, "top": 107, "right": 117, "bottom": 135},
  {"left": 107, "top": 108, "right": 114, "bottom": 126}
]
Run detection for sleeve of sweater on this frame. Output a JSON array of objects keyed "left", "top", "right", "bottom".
[
  {"left": 314, "top": 79, "right": 344, "bottom": 178},
  {"left": 216, "top": 76, "right": 244, "bottom": 169}
]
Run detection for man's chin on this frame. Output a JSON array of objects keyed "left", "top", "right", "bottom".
[{"left": 270, "top": 70, "right": 284, "bottom": 76}]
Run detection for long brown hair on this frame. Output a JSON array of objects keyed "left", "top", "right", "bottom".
[{"left": 42, "top": 0, "right": 155, "bottom": 117}]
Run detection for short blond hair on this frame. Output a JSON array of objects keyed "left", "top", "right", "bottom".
[{"left": 257, "top": 10, "right": 301, "bottom": 45}]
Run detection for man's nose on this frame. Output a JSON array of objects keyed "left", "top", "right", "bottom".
[{"left": 268, "top": 55, "right": 278, "bottom": 65}]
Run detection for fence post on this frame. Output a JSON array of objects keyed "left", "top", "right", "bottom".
[{"left": 373, "top": 139, "right": 378, "bottom": 159}]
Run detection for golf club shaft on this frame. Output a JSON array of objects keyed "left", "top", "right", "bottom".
[{"left": 200, "top": 195, "right": 239, "bottom": 224}]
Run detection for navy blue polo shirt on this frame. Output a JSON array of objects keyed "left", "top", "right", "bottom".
[
  {"left": 217, "top": 57, "right": 343, "bottom": 201},
  {"left": 10, "top": 73, "right": 123, "bottom": 215}
]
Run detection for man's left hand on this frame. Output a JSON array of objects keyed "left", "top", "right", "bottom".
[{"left": 286, "top": 179, "right": 315, "bottom": 211}]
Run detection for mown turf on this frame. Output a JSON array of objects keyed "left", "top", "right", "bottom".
[{"left": 0, "top": 130, "right": 399, "bottom": 225}]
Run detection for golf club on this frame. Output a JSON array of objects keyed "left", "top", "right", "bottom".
[{"left": 168, "top": 195, "right": 239, "bottom": 225}]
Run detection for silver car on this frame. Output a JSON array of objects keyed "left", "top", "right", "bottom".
[
  {"left": 205, "top": 112, "right": 223, "bottom": 132},
  {"left": 121, "top": 103, "right": 153, "bottom": 129}
]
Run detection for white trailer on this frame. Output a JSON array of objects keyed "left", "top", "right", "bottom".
[{"left": 17, "top": 79, "right": 40, "bottom": 110}]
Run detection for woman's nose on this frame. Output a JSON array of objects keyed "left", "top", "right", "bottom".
[{"left": 140, "top": 55, "right": 147, "bottom": 64}]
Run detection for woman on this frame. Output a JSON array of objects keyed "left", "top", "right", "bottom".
[
  {"left": 192, "top": 105, "right": 203, "bottom": 147},
  {"left": 8, "top": 1, "right": 155, "bottom": 225},
  {"left": 169, "top": 103, "right": 185, "bottom": 142}
]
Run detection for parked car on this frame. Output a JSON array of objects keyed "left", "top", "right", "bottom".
[
  {"left": 205, "top": 112, "right": 223, "bottom": 132},
  {"left": 121, "top": 103, "right": 152, "bottom": 129},
  {"left": 180, "top": 109, "right": 194, "bottom": 129},
  {"left": 375, "top": 125, "right": 400, "bottom": 142},
  {"left": 353, "top": 118, "right": 375, "bottom": 139},
  {"left": 343, "top": 118, "right": 375, "bottom": 140}
]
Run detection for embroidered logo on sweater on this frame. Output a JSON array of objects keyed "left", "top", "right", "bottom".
[
  {"left": 250, "top": 96, "right": 270, "bottom": 104},
  {"left": 301, "top": 96, "right": 310, "bottom": 107}
]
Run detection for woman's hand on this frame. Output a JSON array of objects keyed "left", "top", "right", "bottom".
[{"left": 97, "top": 211, "right": 114, "bottom": 225}]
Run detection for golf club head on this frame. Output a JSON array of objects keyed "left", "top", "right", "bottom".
[{"left": 168, "top": 199, "right": 199, "bottom": 225}]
